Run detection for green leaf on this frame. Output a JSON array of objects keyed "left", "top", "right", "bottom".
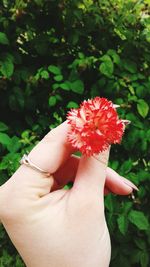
[
  {"left": 109, "top": 160, "right": 119, "bottom": 170},
  {"left": 15, "top": 255, "right": 25, "bottom": 267},
  {"left": 78, "top": 52, "right": 84, "bottom": 59},
  {"left": 41, "top": 70, "right": 49, "bottom": 79},
  {"left": 128, "top": 210, "right": 149, "bottom": 230},
  {"left": 90, "top": 84, "right": 99, "bottom": 97},
  {"left": 52, "top": 83, "right": 60, "bottom": 90},
  {"left": 67, "top": 101, "right": 79, "bottom": 108},
  {"left": 107, "top": 49, "right": 120, "bottom": 65},
  {"left": 0, "top": 159, "right": 8, "bottom": 170},
  {"left": 48, "top": 65, "right": 61, "bottom": 75},
  {"left": 117, "top": 215, "right": 128, "bottom": 235},
  {"left": 48, "top": 96, "right": 56, "bottom": 107},
  {"left": 114, "top": 28, "right": 127, "bottom": 40},
  {"left": 137, "top": 170, "right": 150, "bottom": 182},
  {"left": 120, "top": 159, "right": 132, "bottom": 174},
  {"left": 70, "top": 80, "right": 84, "bottom": 94},
  {"left": 137, "top": 99, "right": 149, "bottom": 118},
  {"left": 123, "top": 202, "right": 133, "bottom": 213},
  {"left": 105, "top": 194, "right": 117, "bottom": 213},
  {"left": 7, "top": 136, "right": 21, "bottom": 153},
  {"left": 54, "top": 75, "right": 63, "bottom": 82},
  {"left": 100, "top": 55, "right": 111, "bottom": 62},
  {"left": 99, "top": 60, "right": 114, "bottom": 77},
  {"left": 145, "top": 31, "right": 150, "bottom": 43},
  {"left": 34, "top": 0, "right": 43, "bottom": 6},
  {"left": 140, "top": 251, "right": 149, "bottom": 267},
  {"left": 0, "top": 133, "right": 11, "bottom": 147},
  {"left": 136, "top": 85, "right": 146, "bottom": 98},
  {"left": 131, "top": 250, "right": 143, "bottom": 264},
  {"left": 134, "top": 238, "right": 146, "bottom": 250},
  {"left": 0, "top": 32, "right": 9, "bottom": 45},
  {"left": 123, "top": 60, "right": 137, "bottom": 73},
  {"left": 128, "top": 85, "right": 135, "bottom": 95},
  {"left": 0, "top": 122, "right": 9, "bottom": 132},
  {"left": 1, "top": 249, "right": 13, "bottom": 265},
  {"left": 147, "top": 129, "right": 150, "bottom": 139},
  {"left": 0, "top": 54, "right": 14, "bottom": 78},
  {"left": 59, "top": 82, "right": 70, "bottom": 91}
]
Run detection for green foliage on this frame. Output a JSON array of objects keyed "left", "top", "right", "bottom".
[
  {"left": 99, "top": 55, "right": 114, "bottom": 77},
  {"left": 0, "top": 32, "right": 9, "bottom": 45},
  {"left": 128, "top": 210, "right": 149, "bottom": 230},
  {"left": 0, "top": 53, "right": 14, "bottom": 78},
  {"left": 0, "top": 0, "right": 149, "bottom": 266},
  {"left": 137, "top": 99, "right": 149, "bottom": 118}
]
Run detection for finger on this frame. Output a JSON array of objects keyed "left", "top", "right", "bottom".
[
  {"left": 13, "top": 121, "right": 75, "bottom": 198},
  {"left": 17, "top": 121, "right": 73, "bottom": 183},
  {"left": 28, "top": 121, "right": 74, "bottom": 174},
  {"left": 54, "top": 156, "right": 138, "bottom": 195},
  {"left": 72, "top": 148, "right": 110, "bottom": 196},
  {"left": 105, "top": 168, "right": 136, "bottom": 195}
]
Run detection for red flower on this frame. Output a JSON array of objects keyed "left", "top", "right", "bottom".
[{"left": 67, "top": 97, "right": 125, "bottom": 156}]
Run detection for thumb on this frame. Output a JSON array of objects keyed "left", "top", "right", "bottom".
[{"left": 73, "top": 147, "right": 110, "bottom": 197}]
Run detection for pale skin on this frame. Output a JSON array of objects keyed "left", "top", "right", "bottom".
[{"left": 0, "top": 121, "right": 137, "bottom": 267}]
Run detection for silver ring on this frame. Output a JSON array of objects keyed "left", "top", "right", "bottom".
[{"left": 20, "top": 154, "right": 50, "bottom": 176}]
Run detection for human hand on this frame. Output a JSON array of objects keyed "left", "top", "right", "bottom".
[{"left": 0, "top": 121, "right": 137, "bottom": 267}]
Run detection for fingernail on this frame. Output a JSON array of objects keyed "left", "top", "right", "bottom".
[
  {"left": 122, "top": 119, "right": 131, "bottom": 125},
  {"left": 122, "top": 177, "right": 139, "bottom": 191}
]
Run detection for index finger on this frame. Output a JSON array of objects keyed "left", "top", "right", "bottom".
[{"left": 28, "top": 121, "right": 74, "bottom": 174}]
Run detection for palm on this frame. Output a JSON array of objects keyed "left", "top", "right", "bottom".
[{"left": 1, "top": 181, "right": 110, "bottom": 267}]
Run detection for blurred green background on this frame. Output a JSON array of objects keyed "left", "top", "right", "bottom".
[{"left": 0, "top": 0, "right": 149, "bottom": 266}]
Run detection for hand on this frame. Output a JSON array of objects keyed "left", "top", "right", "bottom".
[{"left": 0, "top": 121, "right": 137, "bottom": 267}]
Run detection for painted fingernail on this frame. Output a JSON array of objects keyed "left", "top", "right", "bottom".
[{"left": 122, "top": 177, "right": 139, "bottom": 191}]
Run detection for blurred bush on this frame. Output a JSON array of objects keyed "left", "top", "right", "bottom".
[{"left": 0, "top": 0, "right": 149, "bottom": 266}]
